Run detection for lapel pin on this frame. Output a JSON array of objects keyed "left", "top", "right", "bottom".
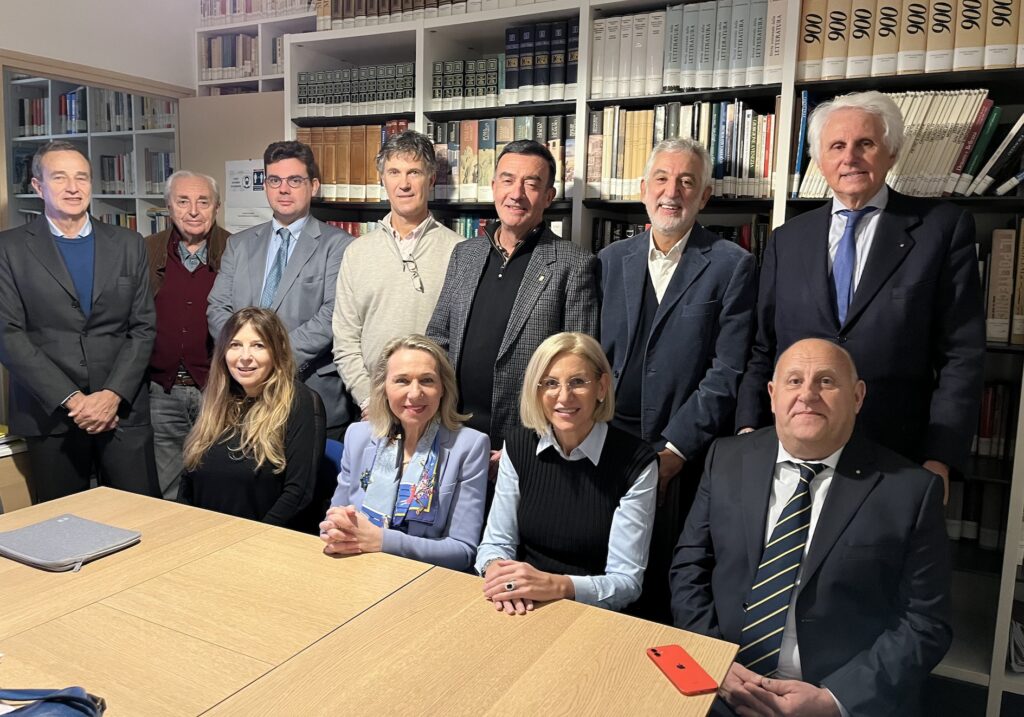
[
  {"left": 538, "top": 274, "right": 545, "bottom": 281},
  {"left": 855, "top": 469, "right": 861, "bottom": 475},
  {"left": 899, "top": 243, "right": 905, "bottom": 248}
]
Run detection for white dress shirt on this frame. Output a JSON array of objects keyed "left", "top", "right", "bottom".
[
  {"left": 648, "top": 229, "right": 691, "bottom": 302},
  {"left": 769, "top": 443, "right": 848, "bottom": 717},
  {"left": 827, "top": 185, "right": 888, "bottom": 290},
  {"left": 474, "top": 422, "right": 658, "bottom": 611}
]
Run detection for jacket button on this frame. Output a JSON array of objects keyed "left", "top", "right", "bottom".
[
  {"left": 79, "top": 360, "right": 86, "bottom": 366},
  {"left": 835, "top": 335, "right": 847, "bottom": 344},
  {"left": 71, "top": 301, "right": 80, "bottom": 309}
]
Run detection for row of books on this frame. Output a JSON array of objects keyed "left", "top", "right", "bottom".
[
  {"left": 427, "top": 114, "right": 575, "bottom": 202},
  {"left": 791, "top": 89, "right": 1024, "bottom": 199},
  {"left": 314, "top": 0, "right": 553, "bottom": 29},
  {"left": 432, "top": 57, "right": 503, "bottom": 111},
  {"left": 142, "top": 150, "right": 176, "bottom": 195},
  {"left": 586, "top": 99, "right": 778, "bottom": 201},
  {"left": 325, "top": 219, "right": 381, "bottom": 237},
  {"left": 295, "top": 63, "right": 415, "bottom": 117},
  {"left": 797, "top": 0, "right": 1024, "bottom": 81},
  {"left": 271, "top": 36, "right": 285, "bottom": 76},
  {"left": 297, "top": 120, "right": 410, "bottom": 202},
  {"left": 138, "top": 98, "right": 178, "bottom": 131},
  {"left": 146, "top": 208, "right": 172, "bottom": 235},
  {"left": 97, "top": 153, "right": 136, "bottom": 195},
  {"left": 15, "top": 97, "right": 49, "bottom": 137},
  {"left": 503, "top": 21, "right": 580, "bottom": 105},
  {"left": 198, "top": 33, "right": 259, "bottom": 81},
  {"left": 972, "top": 382, "right": 1018, "bottom": 461},
  {"left": 92, "top": 89, "right": 133, "bottom": 133},
  {"left": 200, "top": 0, "right": 314, "bottom": 24},
  {"left": 11, "top": 147, "right": 33, "bottom": 194},
  {"left": 984, "top": 221, "right": 1024, "bottom": 345},
  {"left": 592, "top": 1, "right": 783, "bottom": 99},
  {"left": 94, "top": 212, "right": 139, "bottom": 232},
  {"left": 946, "top": 478, "right": 1007, "bottom": 548},
  {"left": 56, "top": 87, "right": 87, "bottom": 135}
]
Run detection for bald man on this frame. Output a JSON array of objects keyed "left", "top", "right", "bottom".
[{"left": 671, "top": 339, "right": 951, "bottom": 717}]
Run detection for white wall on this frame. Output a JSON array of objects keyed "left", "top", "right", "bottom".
[{"left": 0, "top": 1, "right": 197, "bottom": 88}]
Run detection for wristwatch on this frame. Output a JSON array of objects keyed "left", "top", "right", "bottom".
[{"left": 479, "top": 558, "right": 500, "bottom": 577}]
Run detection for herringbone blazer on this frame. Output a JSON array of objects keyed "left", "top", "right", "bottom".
[{"left": 426, "top": 225, "right": 600, "bottom": 443}]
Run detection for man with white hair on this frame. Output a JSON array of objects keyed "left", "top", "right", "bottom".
[
  {"left": 599, "top": 138, "right": 756, "bottom": 621},
  {"left": 736, "top": 91, "right": 984, "bottom": 498},
  {"left": 145, "top": 170, "right": 230, "bottom": 499}
]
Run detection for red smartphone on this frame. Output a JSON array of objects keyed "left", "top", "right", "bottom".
[{"left": 647, "top": 644, "right": 719, "bottom": 696}]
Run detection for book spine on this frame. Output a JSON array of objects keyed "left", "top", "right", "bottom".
[
  {"left": 664, "top": 4, "right": 684, "bottom": 91},
  {"left": 764, "top": 0, "right": 787, "bottom": 83},
  {"left": 925, "top": 0, "right": 956, "bottom": 71},
  {"left": 954, "top": 105, "right": 1002, "bottom": 194},
  {"left": 460, "top": 119, "right": 479, "bottom": 202},
  {"left": 729, "top": 0, "right": 752, "bottom": 88},
  {"left": 603, "top": 16, "right": 621, "bottom": 98},
  {"left": 987, "top": 228, "right": 1017, "bottom": 342},
  {"left": 534, "top": 23, "right": 551, "bottom": 102},
  {"left": 550, "top": 21, "right": 568, "bottom": 101},
  {"left": 953, "top": 0, "right": 986, "bottom": 70},
  {"left": 823, "top": 0, "right": 855, "bottom": 79},
  {"left": 566, "top": 18, "right": 579, "bottom": 100},
  {"left": 519, "top": 24, "right": 536, "bottom": 103},
  {"left": 872, "top": 0, "right": 901, "bottom": 75},
  {"left": 944, "top": 96, "right": 991, "bottom": 195},
  {"left": 617, "top": 15, "right": 635, "bottom": 97},
  {"left": 547, "top": 115, "right": 565, "bottom": 199},
  {"left": 798, "top": 0, "right": 828, "bottom": 80},
  {"left": 896, "top": 0, "right": 928, "bottom": 74},
  {"left": 504, "top": 28, "right": 519, "bottom": 106},
  {"left": 713, "top": 0, "right": 734, "bottom": 88},
  {"left": 565, "top": 113, "right": 576, "bottom": 199},
  {"left": 586, "top": 110, "right": 604, "bottom": 199},
  {"left": 746, "top": 0, "right": 768, "bottom": 85},
  {"left": 629, "top": 13, "right": 648, "bottom": 97},
  {"left": 984, "top": 0, "right": 1020, "bottom": 69},
  {"left": 1012, "top": 219, "right": 1024, "bottom": 343},
  {"left": 696, "top": 2, "right": 717, "bottom": 89},
  {"left": 646, "top": 11, "right": 667, "bottom": 96},
  {"left": 847, "top": 0, "right": 877, "bottom": 77}
]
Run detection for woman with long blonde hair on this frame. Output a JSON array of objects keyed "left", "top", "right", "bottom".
[{"left": 181, "top": 307, "right": 320, "bottom": 525}]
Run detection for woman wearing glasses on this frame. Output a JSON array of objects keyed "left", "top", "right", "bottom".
[
  {"left": 475, "top": 332, "right": 658, "bottom": 615},
  {"left": 320, "top": 334, "right": 489, "bottom": 571}
]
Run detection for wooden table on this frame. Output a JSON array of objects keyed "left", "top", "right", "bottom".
[{"left": 0, "top": 489, "right": 736, "bottom": 716}]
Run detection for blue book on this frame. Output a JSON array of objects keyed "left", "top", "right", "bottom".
[{"left": 791, "top": 89, "right": 809, "bottom": 198}]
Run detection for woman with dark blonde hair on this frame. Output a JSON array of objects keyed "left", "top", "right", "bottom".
[
  {"left": 180, "top": 307, "right": 320, "bottom": 525},
  {"left": 320, "top": 334, "right": 488, "bottom": 570}
]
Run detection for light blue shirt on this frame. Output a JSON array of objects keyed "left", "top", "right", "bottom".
[
  {"left": 828, "top": 184, "right": 888, "bottom": 290},
  {"left": 474, "top": 421, "right": 658, "bottom": 611},
  {"left": 46, "top": 215, "right": 93, "bottom": 238},
  {"left": 261, "top": 215, "right": 309, "bottom": 294}
]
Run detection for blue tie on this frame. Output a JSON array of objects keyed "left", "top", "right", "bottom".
[
  {"left": 260, "top": 227, "right": 292, "bottom": 308},
  {"left": 737, "top": 461, "right": 827, "bottom": 676},
  {"left": 832, "top": 206, "right": 876, "bottom": 324}
]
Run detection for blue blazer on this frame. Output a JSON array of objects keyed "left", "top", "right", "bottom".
[
  {"left": 671, "top": 427, "right": 952, "bottom": 716},
  {"left": 331, "top": 421, "right": 489, "bottom": 571},
  {"left": 598, "top": 225, "right": 756, "bottom": 458}
]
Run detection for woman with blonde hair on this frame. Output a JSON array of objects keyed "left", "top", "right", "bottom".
[
  {"left": 320, "top": 334, "right": 488, "bottom": 570},
  {"left": 180, "top": 307, "right": 320, "bottom": 525},
  {"left": 475, "top": 332, "right": 657, "bottom": 614}
]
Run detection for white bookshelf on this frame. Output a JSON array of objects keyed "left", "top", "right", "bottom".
[
  {"left": 4, "top": 70, "right": 178, "bottom": 235},
  {"left": 278, "top": 2, "right": 1024, "bottom": 712}
]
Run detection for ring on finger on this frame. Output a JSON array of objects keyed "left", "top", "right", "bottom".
[{"left": 505, "top": 580, "right": 516, "bottom": 592}]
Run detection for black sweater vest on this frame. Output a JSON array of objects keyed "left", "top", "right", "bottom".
[{"left": 506, "top": 425, "right": 656, "bottom": 577}]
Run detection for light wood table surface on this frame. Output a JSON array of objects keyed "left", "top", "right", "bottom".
[
  {"left": 206, "top": 568, "right": 738, "bottom": 716},
  {"left": 0, "top": 489, "right": 736, "bottom": 716}
]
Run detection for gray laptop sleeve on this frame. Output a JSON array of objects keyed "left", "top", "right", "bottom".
[{"left": 0, "top": 514, "right": 141, "bottom": 572}]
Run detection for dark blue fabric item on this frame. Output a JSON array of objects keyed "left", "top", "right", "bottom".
[{"left": 52, "top": 232, "right": 95, "bottom": 318}]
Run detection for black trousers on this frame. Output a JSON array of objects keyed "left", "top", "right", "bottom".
[{"left": 25, "top": 424, "right": 159, "bottom": 503}]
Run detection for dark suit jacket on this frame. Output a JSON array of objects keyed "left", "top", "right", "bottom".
[
  {"left": 0, "top": 215, "right": 156, "bottom": 436},
  {"left": 426, "top": 224, "right": 600, "bottom": 443},
  {"left": 207, "top": 216, "right": 354, "bottom": 427},
  {"left": 735, "top": 189, "right": 985, "bottom": 470},
  {"left": 598, "top": 225, "right": 756, "bottom": 457},
  {"left": 671, "top": 427, "right": 952, "bottom": 717}
]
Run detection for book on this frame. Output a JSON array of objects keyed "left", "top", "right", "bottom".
[
  {"left": 988, "top": 227, "right": 1017, "bottom": 342},
  {"left": 550, "top": 21, "right": 568, "bottom": 101},
  {"left": 944, "top": 98, "right": 993, "bottom": 195},
  {"left": 447, "top": 120, "right": 460, "bottom": 201},
  {"left": 586, "top": 110, "right": 604, "bottom": 198},
  {"left": 746, "top": 0, "right": 769, "bottom": 85},
  {"left": 764, "top": 0, "right": 787, "bottom": 83},
  {"left": 846, "top": 0, "right": 877, "bottom": 77},
  {"left": 366, "top": 124, "right": 383, "bottom": 201},
  {"left": 925, "top": 0, "right": 955, "bottom": 71},
  {"left": 1012, "top": 218, "right": 1024, "bottom": 344},
  {"left": 534, "top": 23, "right": 552, "bottom": 102},
  {"left": 547, "top": 115, "right": 565, "bottom": 199},
  {"left": 567, "top": 18, "right": 579, "bottom": 100},
  {"left": 984, "top": 0, "right": 1020, "bottom": 69},
  {"left": 496, "top": 116, "right": 515, "bottom": 158},
  {"left": 713, "top": 0, "right": 734, "bottom": 87},
  {"left": 646, "top": 11, "right": 667, "bottom": 96},
  {"left": 432, "top": 122, "right": 448, "bottom": 200},
  {"left": 664, "top": 4, "right": 684, "bottom": 91},
  {"left": 682, "top": 2, "right": 701, "bottom": 89},
  {"left": 696, "top": 1, "right": 718, "bottom": 89},
  {"left": 565, "top": 114, "right": 577, "bottom": 199},
  {"left": 629, "top": 13, "right": 648, "bottom": 97},
  {"left": 823, "top": 0, "right": 854, "bottom": 79},
  {"left": 798, "top": 0, "right": 828, "bottom": 80},
  {"left": 967, "top": 113, "right": 1024, "bottom": 195},
  {"left": 872, "top": 0, "right": 901, "bottom": 76},
  {"left": 617, "top": 14, "right": 634, "bottom": 97},
  {"left": 954, "top": 105, "right": 1003, "bottom": 195},
  {"left": 460, "top": 119, "right": 479, "bottom": 202},
  {"left": 791, "top": 90, "right": 811, "bottom": 197},
  {"left": 504, "top": 27, "right": 520, "bottom": 106},
  {"left": 519, "top": 24, "right": 536, "bottom": 103},
  {"left": 603, "top": 16, "right": 622, "bottom": 98},
  {"left": 896, "top": 0, "right": 927, "bottom": 74},
  {"left": 953, "top": 0, "right": 986, "bottom": 70},
  {"left": 729, "top": 0, "right": 752, "bottom": 87}
]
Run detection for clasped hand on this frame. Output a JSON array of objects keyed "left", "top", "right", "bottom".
[
  {"left": 66, "top": 389, "right": 121, "bottom": 433},
  {"left": 482, "top": 559, "right": 573, "bottom": 616},
  {"left": 319, "top": 505, "right": 383, "bottom": 555},
  {"left": 719, "top": 663, "right": 840, "bottom": 717}
]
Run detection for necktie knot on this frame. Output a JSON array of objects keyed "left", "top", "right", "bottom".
[
  {"left": 837, "top": 205, "right": 877, "bottom": 230},
  {"left": 789, "top": 461, "right": 827, "bottom": 483}
]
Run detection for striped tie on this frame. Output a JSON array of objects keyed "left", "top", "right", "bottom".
[
  {"left": 737, "top": 461, "right": 826, "bottom": 676},
  {"left": 260, "top": 227, "right": 292, "bottom": 308}
]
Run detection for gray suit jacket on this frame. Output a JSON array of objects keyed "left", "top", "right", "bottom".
[
  {"left": 207, "top": 216, "right": 354, "bottom": 427},
  {"left": 426, "top": 225, "right": 600, "bottom": 443},
  {"left": 0, "top": 215, "right": 156, "bottom": 436}
]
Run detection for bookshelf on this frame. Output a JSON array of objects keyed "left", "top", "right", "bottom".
[
  {"left": 279, "top": 2, "right": 1024, "bottom": 712},
  {"left": 4, "top": 70, "right": 179, "bottom": 235}
]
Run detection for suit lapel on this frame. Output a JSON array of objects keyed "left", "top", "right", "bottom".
[
  {"left": 798, "top": 431, "right": 881, "bottom": 592},
  {"left": 742, "top": 429, "right": 778, "bottom": 577},
  {"left": 271, "top": 219, "right": 319, "bottom": 311},
  {"left": 498, "top": 237, "right": 556, "bottom": 360},
  {"left": 24, "top": 216, "right": 77, "bottom": 299},
  {"left": 91, "top": 221, "right": 120, "bottom": 308},
  {"left": 799, "top": 203, "right": 836, "bottom": 328},
  {"left": 654, "top": 225, "right": 711, "bottom": 330},
  {"left": 621, "top": 236, "right": 649, "bottom": 351},
  {"left": 843, "top": 192, "right": 917, "bottom": 330},
  {"left": 451, "top": 238, "right": 490, "bottom": 362}
]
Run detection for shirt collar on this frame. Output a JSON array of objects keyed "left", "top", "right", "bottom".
[
  {"left": 271, "top": 214, "right": 309, "bottom": 239},
  {"left": 382, "top": 212, "right": 434, "bottom": 244},
  {"left": 485, "top": 220, "right": 545, "bottom": 260},
  {"left": 177, "top": 239, "right": 209, "bottom": 264},
  {"left": 775, "top": 441, "right": 844, "bottom": 471},
  {"left": 46, "top": 215, "right": 93, "bottom": 238},
  {"left": 537, "top": 421, "right": 607, "bottom": 465},
  {"left": 648, "top": 227, "right": 693, "bottom": 261},
  {"left": 830, "top": 184, "right": 889, "bottom": 216}
]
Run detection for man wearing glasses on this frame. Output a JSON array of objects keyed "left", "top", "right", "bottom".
[
  {"left": 208, "top": 140, "right": 354, "bottom": 436},
  {"left": 332, "top": 130, "right": 460, "bottom": 417},
  {"left": 145, "top": 170, "right": 230, "bottom": 499}
]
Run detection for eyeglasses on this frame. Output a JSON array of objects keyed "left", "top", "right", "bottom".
[
  {"left": 537, "top": 377, "right": 594, "bottom": 396},
  {"left": 265, "top": 175, "right": 310, "bottom": 189},
  {"left": 174, "top": 197, "right": 213, "bottom": 211},
  {"left": 402, "top": 258, "right": 424, "bottom": 293}
]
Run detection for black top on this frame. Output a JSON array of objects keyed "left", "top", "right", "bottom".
[
  {"left": 614, "top": 267, "right": 659, "bottom": 438},
  {"left": 505, "top": 424, "right": 656, "bottom": 577},
  {"left": 458, "top": 229, "right": 539, "bottom": 447},
  {"left": 179, "top": 380, "right": 319, "bottom": 526}
]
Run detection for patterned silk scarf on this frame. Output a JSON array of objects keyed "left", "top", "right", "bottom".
[{"left": 360, "top": 419, "right": 443, "bottom": 528}]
